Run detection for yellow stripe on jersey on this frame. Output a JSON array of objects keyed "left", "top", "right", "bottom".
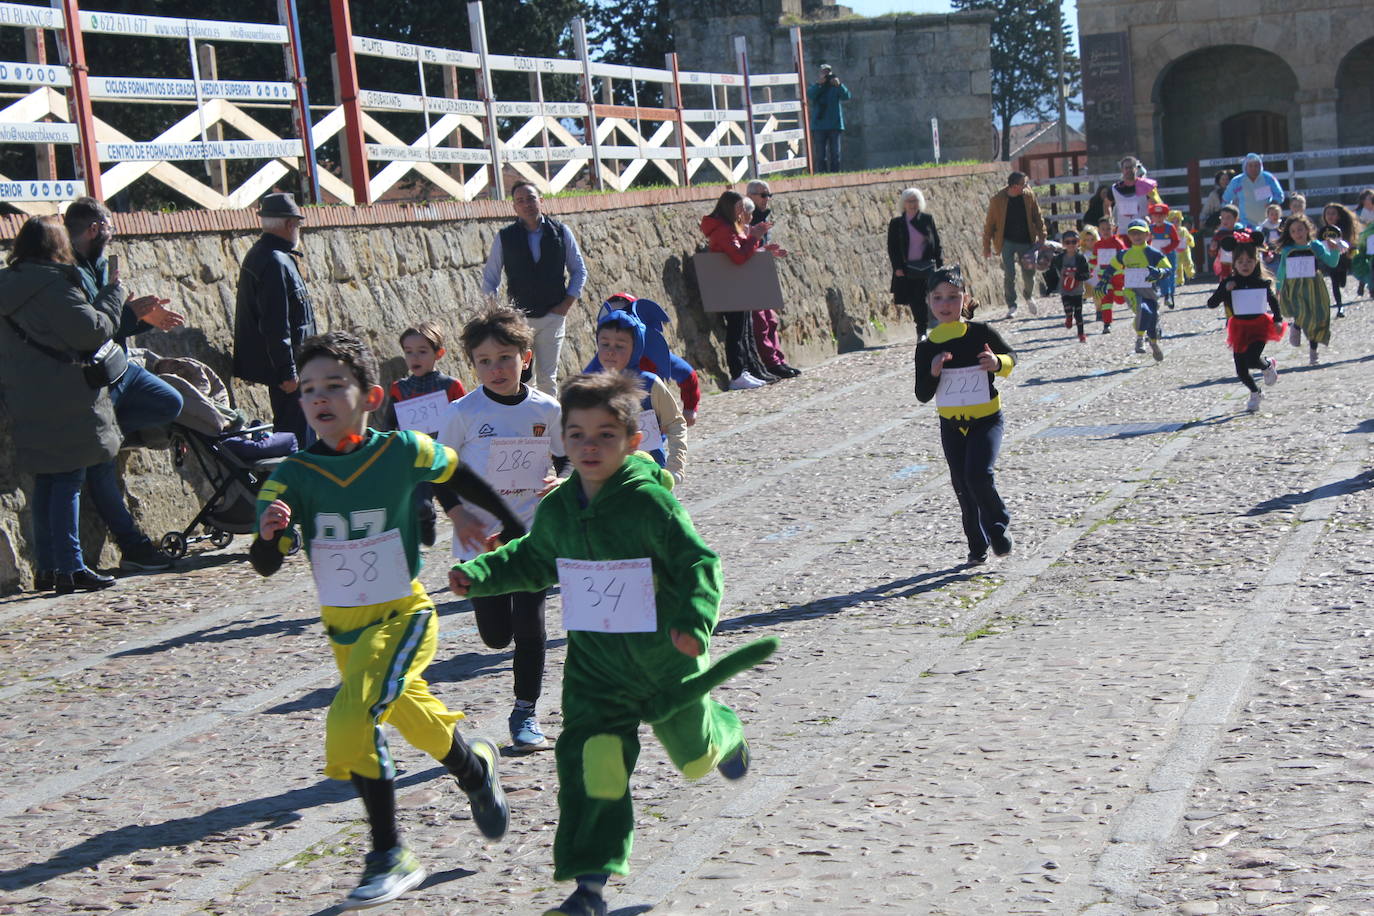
[
  {"left": 291, "top": 436, "right": 395, "bottom": 488},
  {"left": 413, "top": 433, "right": 435, "bottom": 470},
  {"left": 259, "top": 479, "right": 288, "bottom": 502},
  {"left": 431, "top": 445, "right": 459, "bottom": 484}
]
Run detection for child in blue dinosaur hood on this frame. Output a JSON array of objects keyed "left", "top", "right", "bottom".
[{"left": 588, "top": 307, "right": 688, "bottom": 482}]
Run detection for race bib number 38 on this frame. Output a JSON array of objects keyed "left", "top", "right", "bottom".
[
  {"left": 557, "top": 558, "right": 657, "bottom": 633},
  {"left": 311, "top": 529, "right": 412, "bottom": 607},
  {"left": 934, "top": 365, "right": 991, "bottom": 408},
  {"left": 485, "top": 437, "right": 550, "bottom": 491}
]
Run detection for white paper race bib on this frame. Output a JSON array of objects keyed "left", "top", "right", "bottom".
[
  {"left": 1116, "top": 198, "right": 1139, "bottom": 219},
  {"left": 557, "top": 558, "right": 657, "bottom": 633},
  {"left": 1219, "top": 249, "right": 1234, "bottom": 265},
  {"left": 393, "top": 390, "right": 448, "bottom": 435},
  {"left": 1367, "top": 236, "right": 1374, "bottom": 255},
  {"left": 1286, "top": 256, "right": 1316, "bottom": 279},
  {"left": 637, "top": 410, "right": 664, "bottom": 452},
  {"left": 934, "top": 365, "right": 991, "bottom": 408},
  {"left": 1149, "top": 240, "right": 1166, "bottom": 252},
  {"left": 1124, "top": 267, "right": 1150, "bottom": 287},
  {"left": 311, "top": 529, "right": 412, "bottom": 607},
  {"left": 1231, "top": 287, "right": 1267, "bottom": 316},
  {"left": 485, "top": 437, "right": 550, "bottom": 491},
  {"left": 1253, "top": 186, "right": 1272, "bottom": 202}
]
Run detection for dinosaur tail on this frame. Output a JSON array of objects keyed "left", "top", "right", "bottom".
[{"left": 643, "top": 636, "right": 780, "bottom": 725}]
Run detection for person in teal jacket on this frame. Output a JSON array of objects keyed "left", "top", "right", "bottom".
[
  {"left": 807, "top": 63, "right": 851, "bottom": 172},
  {"left": 450, "top": 371, "right": 777, "bottom": 916}
]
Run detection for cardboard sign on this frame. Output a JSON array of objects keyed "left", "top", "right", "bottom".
[
  {"left": 1231, "top": 288, "right": 1267, "bottom": 316},
  {"left": 1286, "top": 256, "right": 1316, "bottom": 279},
  {"left": 485, "top": 437, "right": 551, "bottom": 491},
  {"left": 393, "top": 390, "right": 448, "bottom": 434},
  {"left": 557, "top": 558, "right": 658, "bottom": 633},
  {"left": 934, "top": 366, "right": 991, "bottom": 408},
  {"left": 692, "top": 251, "right": 786, "bottom": 313},
  {"left": 311, "top": 529, "right": 412, "bottom": 607}
]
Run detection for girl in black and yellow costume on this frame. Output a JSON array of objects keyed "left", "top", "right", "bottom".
[{"left": 914, "top": 266, "right": 1017, "bottom": 566}]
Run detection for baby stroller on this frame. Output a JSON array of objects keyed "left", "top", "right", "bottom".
[{"left": 159, "top": 423, "right": 297, "bottom": 559}]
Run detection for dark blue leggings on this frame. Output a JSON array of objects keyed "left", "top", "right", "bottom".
[{"left": 939, "top": 412, "right": 1009, "bottom": 555}]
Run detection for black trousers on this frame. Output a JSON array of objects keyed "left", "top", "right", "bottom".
[
  {"left": 723, "top": 311, "right": 769, "bottom": 379},
  {"left": 268, "top": 384, "right": 312, "bottom": 447},
  {"left": 939, "top": 412, "right": 1009, "bottom": 555},
  {"left": 472, "top": 589, "right": 548, "bottom": 704},
  {"left": 1062, "top": 296, "right": 1084, "bottom": 335},
  {"left": 1233, "top": 341, "right": 1267, "bottom": 392}
]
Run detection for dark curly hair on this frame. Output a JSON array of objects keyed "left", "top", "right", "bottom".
[{"left": 296, "top": 330, "right": 379, "bottom": 391}]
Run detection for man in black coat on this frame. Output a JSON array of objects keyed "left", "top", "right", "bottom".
[{"left": 233, "top": 192, "right": 315, "bottom": 445}]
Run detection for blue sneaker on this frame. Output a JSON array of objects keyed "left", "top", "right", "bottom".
[
  {"left": 460, "top": 738, "right": 508, "bottom": 840},
  {"left": 717, "top": 739, "right": 750, "bottom": 780},
  {"left": 509, "top": 707, "right": 547, "bottom": 750},
  {"left": 341, "top": 845, "right": 425, "bottom": 910}
]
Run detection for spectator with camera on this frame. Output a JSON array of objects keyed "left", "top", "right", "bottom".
[{"left": 807, "top": 64, "right": 851, "bottom": 173}]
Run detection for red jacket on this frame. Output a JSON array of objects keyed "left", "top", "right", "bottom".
[{"left": 700, "top": 215, "right": 761, "bottom": 265}]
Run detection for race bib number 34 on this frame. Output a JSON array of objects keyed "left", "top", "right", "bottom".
[
  {"left": 557, "top": 558, "right": 657, "bottom": 633},
  {"left": 485, "top": 437, "right": 550, "bottom": 491},
  {"left": 311, "top": 529, "right": 412, "bottom": 607},
  {"left": 935, "top": 365, "right": 991, "bottom": 408}
]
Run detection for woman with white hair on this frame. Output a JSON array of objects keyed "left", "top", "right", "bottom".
[{"left": 887, "top": 187, "right": 943, "bottom": 340}]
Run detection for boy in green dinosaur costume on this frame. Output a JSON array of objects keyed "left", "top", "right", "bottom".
[{"left": 450, "top": 371, "right": 778, "bottom": 916}]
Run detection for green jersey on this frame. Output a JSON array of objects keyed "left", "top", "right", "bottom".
[{"left": 255, "top": 428, "right": 457, "bottom": 578}]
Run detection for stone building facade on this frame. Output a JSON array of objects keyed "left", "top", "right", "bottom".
[
  {"left": 670, "top": 0, "right": 995, "bottom": 168},
  {"left": 1078, "top": 0, "right": 1374, "bottom": 169}
]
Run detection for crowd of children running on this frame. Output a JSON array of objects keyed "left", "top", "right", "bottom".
[{"left": 234, "top": 155, "right": 1373, "bottom": 915}]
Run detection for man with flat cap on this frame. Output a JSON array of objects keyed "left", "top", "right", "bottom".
[{"left": 233, "top": 191, "right": 315, "bottom": 445}]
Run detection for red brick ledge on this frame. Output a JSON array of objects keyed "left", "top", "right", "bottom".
[{"left": 0, "top": 161, "right": 1001, "bottom": 240}]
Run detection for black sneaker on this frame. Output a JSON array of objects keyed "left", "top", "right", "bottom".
[
  {"left": 717, "top": 739, "right": 750, "bottom": 780},
  {"left": 419, "top": 514, "right": 436, "bottom": 547},
  {"left": 990, "top": 531, "right": 1013, "bottom": 557},
  {"left": 55, "top": 568, "right": 116, "bottom": 594},
  {"left": 543, "top": 885, "right": 607, "bottom": 916},
  {"left": 965, "top": 552, "right": 987, "bottom": 567},
  {"left": 120, "top": 541, "right": 174, "bottom": 571},
  {"left": 770, "top": 363, "right": 801, "bottom": 378},
  {"left": 33, "top": 570, "right": 54, "bottom": 592},
  {"left": 459, "top": 738, "right": 508, "bottom": 840}
]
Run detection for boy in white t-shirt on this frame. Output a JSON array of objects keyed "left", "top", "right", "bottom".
[{"left": 438, "top": 306, "right": 567, "bottom": 750}]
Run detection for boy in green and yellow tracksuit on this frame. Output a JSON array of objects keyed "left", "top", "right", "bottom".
[
  {"left": 450, "top": 371, "right": 778, "bottom": 916},
  {"left": 1098, "top": 218, "right": 1172, "bottom": 362},
  {"left": 252, "top": 331, "right": 526, "bottom": 912}
]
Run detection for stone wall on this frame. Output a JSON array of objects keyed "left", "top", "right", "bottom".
[
  {"left": 1077, "top": 0, "right": 1374, "bottom": 171},
  {"left": 0, "top": 163, "right": 1006, "bottom": 594},
  {"left": 670, "top": 0, "right": 994, "bottom": 168}
]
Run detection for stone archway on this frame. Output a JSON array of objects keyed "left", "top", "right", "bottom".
[
  {"left": 1336, "top": 36, "right": 1374, "bottom": 150},
  {"left": 1154, "top": 45, "right": 1300, "bottom": 168}
]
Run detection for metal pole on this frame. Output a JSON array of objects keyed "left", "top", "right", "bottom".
[
  {"left": 468, "top": 1, "right": 504, "bottom": 199},
  {"left": 1054, "top": 0, "right": 1069, "bottom": 173},
  {"left": 55, "top": 0, "right": 101, "bottom": 200},
  {"left": 327, "top": 0, "right": 369, "bottom": 204},
  {"left": 735, "top": 35, "right": 759, "bottom": 181},
  {"left": 791, "top": 25, "right": 814, "bottom": 176},
  {"left": 197, "top": 44, "right": 229, "bottom": 195},
  {"left": 279, "top": 0, "right": 320, "bottom": 203},
  {"left": 572, "top": 16, "right": 604, "bottom": 192}
]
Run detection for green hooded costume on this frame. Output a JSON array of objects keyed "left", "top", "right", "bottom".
[{"left": 456, "top": 452, "right": 777, "bottom": 880}]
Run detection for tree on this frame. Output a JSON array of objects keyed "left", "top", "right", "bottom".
[
  {"left": 583, "top": 0, "right": 673, "bottom": 106},
  {"left": 951, "top": 0, "right": 1081, "bottom": 161}
]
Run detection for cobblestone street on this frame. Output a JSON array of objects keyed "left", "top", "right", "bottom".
[{"left": 1, "top": 282, "right": 1371, "bottom": 916}]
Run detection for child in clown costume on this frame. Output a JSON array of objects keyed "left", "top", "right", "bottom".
[
  {"left": 1098, "top": 218, "right": 1172, "bottom": 361},
  {"left": 1146, "top": 202, "right": 1181, "bottom": 307},
  {"left": 450, "top": 371, "right": 777, "bottom": 916},
  {"left": 1092, "top": 217, "right": 1128, "bottom": 333}
]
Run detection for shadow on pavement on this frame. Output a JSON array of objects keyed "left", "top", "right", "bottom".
[
  {"left": 0, "top": 763, "right": 467, "bottom": 892},
  {"left": 718, "top": 565, "right": 975, "bottom": 633},
  {"left": 1019, "top": 366, "right": 1138, "bottom": 387},
  {"left": 1245, "top": 470, "right": 1374, "bottom": 516},
  {"left": 111, "top": 612, "right": 317, "bottom": 658}
]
